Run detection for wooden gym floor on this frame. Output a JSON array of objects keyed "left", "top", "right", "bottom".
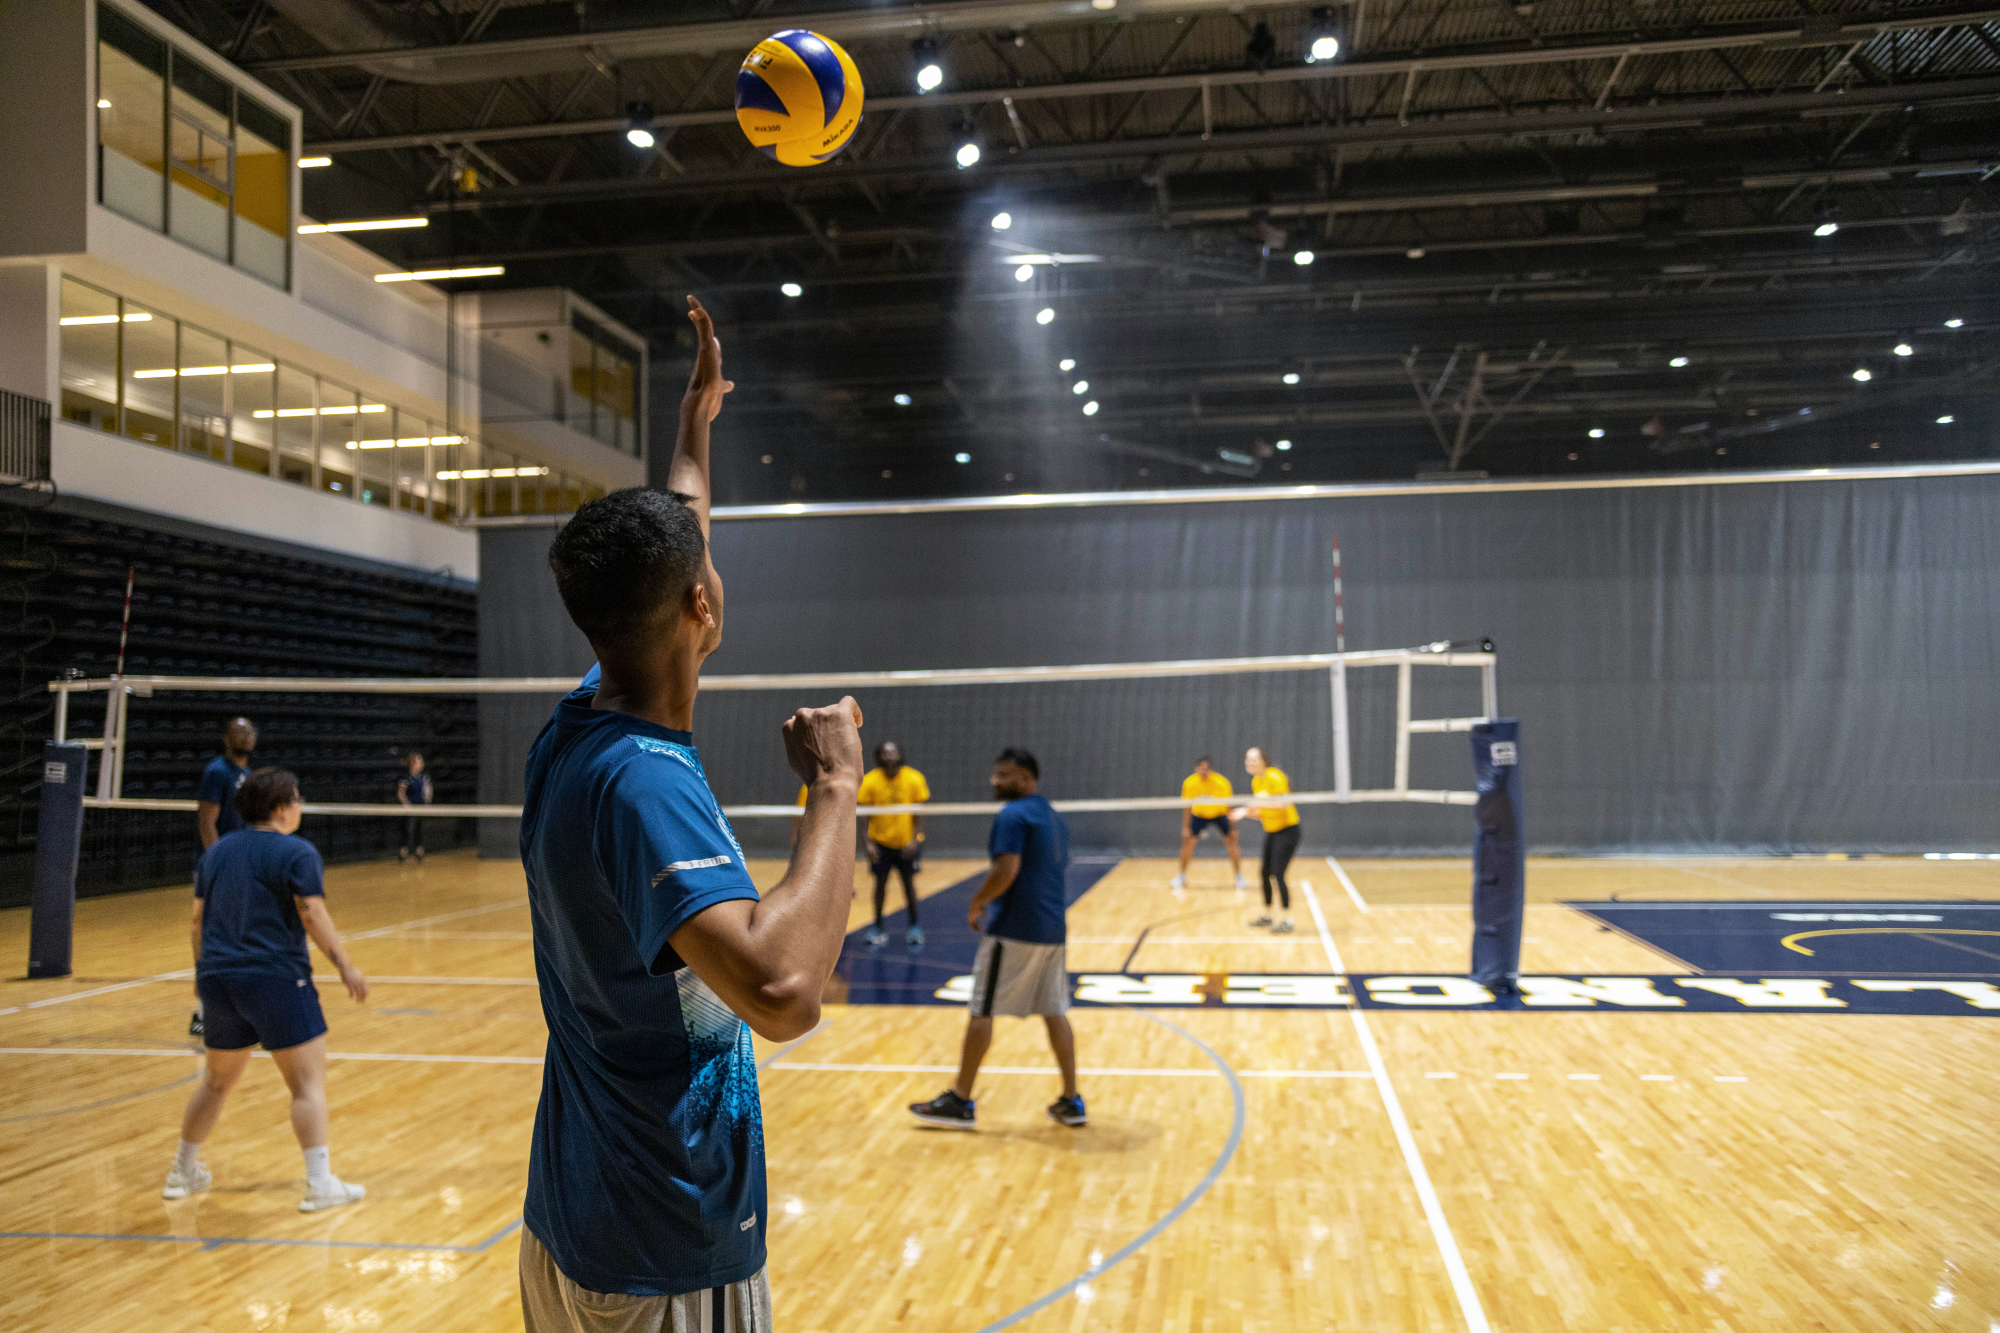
[{"left": 2, "top": 849, "right": 1997, "bottom": 1332}]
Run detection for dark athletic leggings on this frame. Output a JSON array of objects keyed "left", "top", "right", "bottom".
[
  {"left": 402, "top": 816, "right": 426, "bottom": 851},
  {"left": 1260, "top": 825, "right": 1301, "bottom": 910},
  {"left": 870, "top": 841, "right": 919, "bottom": 926}
]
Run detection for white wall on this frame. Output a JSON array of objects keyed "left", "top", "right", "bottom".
[{"left": 52, "top": 421, "right": 478, "bottom": 579}]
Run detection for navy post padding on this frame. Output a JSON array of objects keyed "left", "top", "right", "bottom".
[
  {"left": 1469, "top": 720, "right": 1525, "bottom": 991},
  {"left": 28, "top": 742, "right": 88, "bottom": 978}
]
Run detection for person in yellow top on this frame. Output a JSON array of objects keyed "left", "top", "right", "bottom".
[
  {"left": 1231, "top": 746, "right": 1300, "bottom": 933},
  {"left": 1172, "top": 757, "right": 1247, "bottom": 891},
  {"left": 802, "top": 741, "right": 930, "bottom": 949}
]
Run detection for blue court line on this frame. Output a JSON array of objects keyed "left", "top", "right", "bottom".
[
  {"left": 0, "top": 1069, "right": 201, "bottom": 1124},
  {"left": 0, "top": 1216, "right": 523, "bottom": 1255},
  {"left": 971, "top": 1010, "right": 1248, "bottom": 1333}
]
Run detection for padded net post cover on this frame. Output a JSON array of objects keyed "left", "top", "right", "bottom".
[{"left": 1469, "top": 720, "right": 1524, "bottom": 990}]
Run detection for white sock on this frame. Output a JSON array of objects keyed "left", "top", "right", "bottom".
[
  {"left": 303, "top": 1145, "right": 333, "bottom": 1189},
  {"left": 174, "top": 1139, "right": 202, "bottom": 1172}
]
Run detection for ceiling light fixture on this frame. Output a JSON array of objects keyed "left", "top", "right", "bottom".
[
  {"left": 59, "top": 313, "right": 152, "bottom": 325},
  {"left": 1036, "top": 307, "right": 1055, "bottom": 325},
  {"left": 1072, "top": 380, "right": 1089, "bottom": 394},
  {"left": 1669, "top": 356, "right": 1689, "bottom": 368},
  {"left": 955, "top": 138, "right": 982, "bottom": 169},
  {"left": 1944, "top": 318, "right": 1963, "bottom": 329},
  {"left": 991, "top": 211, "right": 1012, "bottom": 230},
  {"left": 1293, "top": 249, "right": 1315, "bottom": 266},
  {"left": 1306, "top": 7, "right": 1341, "bottom": 62},
  {"left": 1851, "top": 367, "right": 1872, "bottom": 382},
  {"left": 1936, "top": 414, "right": 1955, "bottom": 424},
  {"left": 780, "top": 282, "right": 803, "bottom": 297},
  {"left": 894, "top": 393, "right": 913, "bottom": 406},
  {"left": 625, "top": 103, "right": 656, "bottom": 150},
  {"left": 1893, "top": 341, "right": 1913, "bottom": 357},
  {"left": 1282, "top": 372, "right": 1301, "bottom": 385},
  {"left": 1406, "top": 247, "right": 1426, "bottom": 259},
  {"left": 913, "top": 38, "right": 943, "bottom": 93},
  {"left": 96, "top": 98, "right": 111, "bottom": 109},
  {"left": 1015, "top": 264, "right": 1033, "bottom": 282},
  {"left": 373, "top": 266, "right": 504, "bottom": 282},
  {"left": 299, "top": 216, "right": 429, "bottom": 234},
  {"left": 1059, "top": 358, "right": 1075, "bottom": 372},
  {"left": 1814, "top": 221, "right": 1839, "bottom": 237},
  {"left": 955, "top": 452, "right": 972, "bottom": 463},
  {"left": 298, "top": 156, "right": 332, "bottom": 168},
  {"left": 1276, "top": 439, "right": 1293, "bottom": 451},
  {"left": 1588, "top": 426, "right": 1606, "bottom": 439},
  {"left": 1082, "top": 400, "right": 1100, "bottom": 416}
]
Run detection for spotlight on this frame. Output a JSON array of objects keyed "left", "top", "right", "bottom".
[
  {"left": 991, "top": 212, "right": 1012, "bottom": 230},
  {"left": 625, "top": 103, "right": 656, "bottom": 149},
  {"left": 1082, "top": 400, "right": 1100, "bottom": 416},
  {"left": 1814, "top": 221, "right": 1839, "bottom": 238},
  {"left": 1588, "top": 426, "right": 1606, "bottom": 439},
  {"left": 894, "top": 393, "right": 913, "bottom": 406},
  {"left": 780, "top": 282, "right": 803, "bottom": 298},
  {"left": 1406, "top": 247, "right": 1426, "bottom": 259},
  {"left": 1072, "top": 380, "right": 1089, "bottom": 395},
  {"left": 1282, "top": 372, "right": 1301, "bottom": 385},
  {"left": 1293, "top": 249, "right": 1315, "bottom": 266},
  {"left": 1015, "top": 265, "right": 1033, "bottom": 282},
  {"left": 1036, "top": 307, "right": 1055, "bottom": 325},
  {"left": 955, "top": 452, "right": 972, "bottom": 463},
  {"left": 1937, "top": 414, "right": 1955, "bottom": 424},
  {"left": 913, "top": 39, "right": 943, "bottom": 93},
  {"left": 1275, "top": 439, "right": 1293, "bottom": 451},
  {"left": 1669, "top": 356, "right": 1689, "bottom": 368},
  {"left": 1852, "top": 367, "right": 1872, "bottom": 382},
  {"left": 1306, "top": 6, "right": 1340, "bottom": 62},
  {"left": 955, "top": 138, "right": 982, "bottom": 169},
  {"left": 1893, "top": 342, "right": 1913, "bottom": 357},
  {"left": 1945, "top": 318, "right": 1963, "bottom": 329},
  {"left": 1059, "top": 358, "right": 1076, "bottom": 372}
]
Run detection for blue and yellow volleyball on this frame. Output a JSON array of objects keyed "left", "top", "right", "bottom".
[{"left": 735, "top": 30, "right": 865, "bottom": 168}]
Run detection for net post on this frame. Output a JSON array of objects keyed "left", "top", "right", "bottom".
[
  {"left": 52, "top": 683, "right": 68, "bottom": 743},
  {"left": 111, "top": 681, "right": 132, "bottom": 799},
  {"left": 1393, "top": 656, "right": 1412, "bottom": 795},
  {"left": 95, "top": 679, "right": 120, "bottom": 801},
  {"left": 1330, "top": 659, "right": 1351, "bottom": 802},
  {"left": 29, "top": 741, "right": 87, "bottom": 979},
  {"left": 1481, "top": 660, "right": 1498, "bottom": 720}
]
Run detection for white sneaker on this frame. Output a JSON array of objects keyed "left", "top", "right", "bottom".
[
  {"left": 1249, "top": 914, "right": 1273, "bottom": 928},
  {"left": 300, "top": 1176, "right": 367, "bottom": 1213},
  {"left": 1273, "top": 918, "right": 1295, "bottom": 934},
  {"left": 162, "top": 1162, "right": 211, "bottom": 1200},
  {"left": 1169, "top": 874, "right": 1186, "bottom": 890},
  {"left": 1235, "top": 875, "right": 1251, "bottom": 890}
]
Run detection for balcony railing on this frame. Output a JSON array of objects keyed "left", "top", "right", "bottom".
[{"left": 1, "top": 389, "right": 53, "bottom": 486}]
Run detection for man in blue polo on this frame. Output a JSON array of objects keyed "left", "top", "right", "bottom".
[
  {"left": 517, "top": 296, "right": 864, "bottom": 1333},
  {"left": 909, "top": 747, "right": 1083, "bottom": 1131}
]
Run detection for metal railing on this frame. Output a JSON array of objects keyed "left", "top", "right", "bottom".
[{"left": 1, "top": 389, "right": 52, "bottom": 485}]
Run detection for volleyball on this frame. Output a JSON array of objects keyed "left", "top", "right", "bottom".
[{"left": 735, "top": 29, "right": 865, "bottom": 168}]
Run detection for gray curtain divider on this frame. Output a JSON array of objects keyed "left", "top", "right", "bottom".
[{"left": 479, "top": 473, "right": 2000, "bottom": 858}]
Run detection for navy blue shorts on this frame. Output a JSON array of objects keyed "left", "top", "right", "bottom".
[
  {"left": 197, "top": 972, "right": 329, "bottom": 1052},
  {"left": 1188, "top": 813, "right": 1233, "bottom": 837}
]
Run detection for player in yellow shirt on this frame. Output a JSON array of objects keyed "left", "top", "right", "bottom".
[
  {"left": 1172, "top": 757, "right": 1248, "bottom": 891},
  {"left": 792, "top": 739, "right": 930, "bottom": 947},
  {"left": 1232, "top": 746, "right": 1300, "bottom": 933}
]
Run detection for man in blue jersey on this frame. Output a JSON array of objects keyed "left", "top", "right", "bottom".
[
  {"left": 909, "top": 748, "right": 1084, "bottom": 1131},
  {"left": 190, "top": 715, "right": 256, "bottom": 1037},
  {"left": 518, "top": 295, "right": 864, "bottom": 1333}
]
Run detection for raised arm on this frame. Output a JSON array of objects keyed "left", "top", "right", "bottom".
[
  {"left": 295, "top": 896, "right": 368, "bottom": 1002},
  {"left": 668, "top": 295, "right": 734, "bottom": 539},
  {"left": 671, "top": 699, "right": 864, "bottom": 1041}
]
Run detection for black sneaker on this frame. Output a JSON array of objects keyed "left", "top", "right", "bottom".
[
  {"left": 1047, "top": 1094, "right": 1087, "bottom": 1127},
  {"left": 187, "top": 1009, "right": 204, "bottom": 1039},
  {"left": 909, "top": 1089, "right": 976, "bottom": 1130}
]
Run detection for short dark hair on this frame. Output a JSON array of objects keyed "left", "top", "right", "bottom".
[
  {"left": 236, "top": 767, "right": 300, "bottom": 822},
  {"left": 875, "top": 741, "right": 901, "bottom": 765},
  {"left": 1196, "top": 755, "right": 1213, "bottom": 766},
  {"left": 996, "top": 747, "right": 1038, "bottom": 778},
  {"left": 548, "top": 488, "right": 706, "bottom": 648}
]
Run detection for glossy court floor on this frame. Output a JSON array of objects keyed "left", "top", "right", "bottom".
[{"left": 3, "top": 849, "right": 1997, "bottom": 1332}]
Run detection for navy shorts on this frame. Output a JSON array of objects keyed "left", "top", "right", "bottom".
[
  {"left": 1188, "top": 813, "right": 1233, "bottom": 837},
  {"left": 196, "top": 972, "right": 329, "bottom": 1052}
]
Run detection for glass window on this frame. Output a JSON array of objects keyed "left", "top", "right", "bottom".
[
  {"left": 120, "top": 301, "right": 176, "bottom": 450},
  {"left": 273, "top": 362, "right": 315, "bottom": 487},
  {"left": 96, "top": 7, "right": 166, "bottom": 230},
  {"left": 567, "top": 327, "right": 594, "bottom": 434},
  {"left": 176, "top": 322, "right": 229, "bottom": 460},
  {"left": 168, "top": 58, "right": 232, "bottom": 262},
  {"left": 58, "top": 278, "right": 122, "bottom": 433},
  {"left": 234, "top": 95, "right": 289, "bottom": 286},
  {"left": 228, "top": 345, "right": 275, "bottom": 475}
]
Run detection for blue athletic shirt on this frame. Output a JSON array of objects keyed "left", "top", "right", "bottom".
[
  {"left": 194, "top": 829, "right": 325, "bottom": 980},
  {"left": 984, "top": 794, "right": 1071, "bottom": 944},
  {"left": 520, "top": 664, "right": 767, "bottom": 1297},
  {"left": 197, "top": 755, "right": 251, "bottom": 846}
]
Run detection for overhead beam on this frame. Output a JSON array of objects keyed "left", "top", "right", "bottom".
[{"left": 299, "top": 11, "right": 2000, "bottom": 155}]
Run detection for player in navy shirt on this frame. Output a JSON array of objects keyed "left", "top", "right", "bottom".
[
  {"left": 911, "top": 749, "right": 1084, "bottom": 1131},
  {"left": 190, "top": 715, "right": 256, "bottom": 1038},
  {"left": 518, "top": 295, "right": 864, "bottom": 1333},
  {"left": 162, "top": 767, "right": 371, "bottom": 1213}
]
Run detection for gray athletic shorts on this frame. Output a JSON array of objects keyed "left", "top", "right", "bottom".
[
  {"left": 968, "top": 935, "right": 1070, "bottom": 1018},
  {"left": 519, "top": 1226, "right": 772, "bottom": 1333}
]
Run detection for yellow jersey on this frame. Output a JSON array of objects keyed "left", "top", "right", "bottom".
[
  {"left": 1252, "top": 768, "right": 1300, "bottom": 832},
  {"left": 1182, "top": 771, "right": 1233, "bottom": 818},
  {"left": 857, "top": 765, "right": 930, "bottom": 848}
]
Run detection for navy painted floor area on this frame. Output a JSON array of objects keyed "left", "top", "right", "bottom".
[
  {"left": 1570, "top": 901, "right": 2000, "bottom": 976},
  {"left": 832, "top": 858, "right": 1120, "bottom": 1006}
]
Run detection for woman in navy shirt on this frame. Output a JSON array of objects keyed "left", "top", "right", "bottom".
[
  {"left": 163, "top": 767, "right": 371, "bottom": 1213},
  {"left": 396, "top": 750, "right": 434, "bottom": 862}
]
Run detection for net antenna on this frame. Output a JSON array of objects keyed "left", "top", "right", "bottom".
[{"left": 48, "top": 646, "right": 1500, "bottom": 820}]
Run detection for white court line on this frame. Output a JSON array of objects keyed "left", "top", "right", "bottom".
[
  {"left": 1303, "top": 878, "right": 1491, "bottom": 1333},
  {"left": 313, "top": 975, "right": 539, "bottom": 986},
  {"left": 346, "top": 898, "right": 527, "bottom": 940},
  {"left": 1070, "top": 935, "right": 1314, "bottom": 945},
  {"left": 1325, "top": 858, "right": 1370, "bottom": 913},
  {"left": 0, "top": 1046, "right": 541, "bottom": 1065}
]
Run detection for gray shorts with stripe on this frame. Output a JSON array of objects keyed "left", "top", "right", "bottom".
[
  {"left": 519, "top": 1226, "right": 772, "bottom": 1333},
  {"left": 968, "top": 935, "right": 1070, "bottom": 1018}
]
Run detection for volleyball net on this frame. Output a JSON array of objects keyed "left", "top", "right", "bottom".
[{"left": 44, "top": 645, "right": 1498, "bottom": 826}]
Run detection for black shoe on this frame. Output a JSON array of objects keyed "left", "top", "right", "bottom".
[
  {"left": 187, "top": 1009, "right": 203, "bottom": 1039},
  {"left": 909, "top": 1089, "right": 976, "bottom": 1130},
  {"left": 1047, "top": 1094, "right": 1087, "bottom": 1127}
]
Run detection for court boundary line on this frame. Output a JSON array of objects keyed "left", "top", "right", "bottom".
[
  {"left": 1303, "top": 878, "right": 1492, "bottom": 1333},
  {"left": 971, "top": 1010, "right": 1247, "bottom": 1333},
  {"left": 1326, "top": 856, "right": 1371, "bottom": 912}
]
